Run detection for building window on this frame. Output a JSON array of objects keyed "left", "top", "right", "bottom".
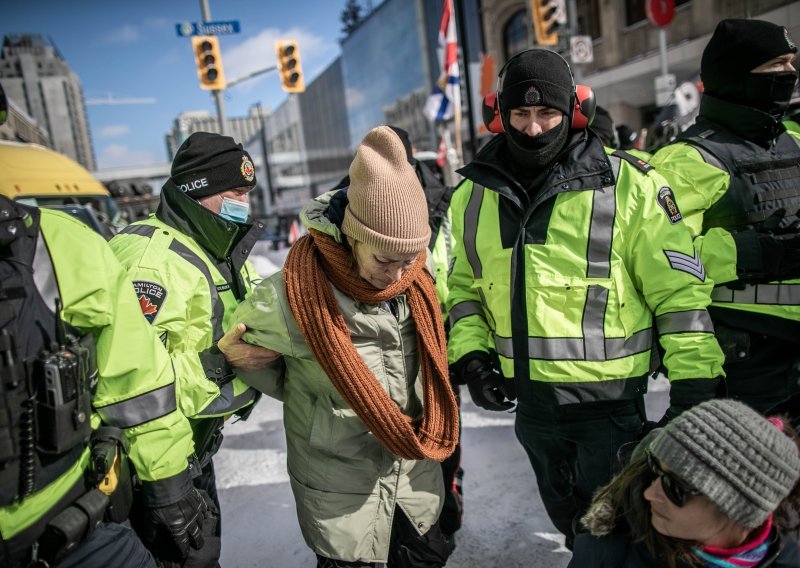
[
  {"left": 624, "top": 0, "right": 690, "bottom": 27},
  {"left": 504, "top": 9, "right": 529, "bottom": 60},
  {"left": 577, "top": 0, "right": 601, "bottom": 40}
]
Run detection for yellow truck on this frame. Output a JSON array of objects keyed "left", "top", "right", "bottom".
[{"left": 0, "top": 140, "right": 121, "bottom": 238}]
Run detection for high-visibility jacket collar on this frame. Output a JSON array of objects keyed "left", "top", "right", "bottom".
[
  {"left": 698, "top": 95, "right": 785, "bottom": 146},
  {"left": 157, "top": 180, "right": 256, "bottom": 262},
  {"left": 458, "top": 129, "right": 614, "bottom": 213}
]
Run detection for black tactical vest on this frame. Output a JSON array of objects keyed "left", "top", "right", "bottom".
[
  {"left": 0, "top": 199, "right": 89, "bottom": 507},
  {"left": 678, "top": 118, "right": 800, "bottom": 232}
]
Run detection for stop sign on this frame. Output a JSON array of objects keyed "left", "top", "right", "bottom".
[{"left": 646, "top": 0, "right": 675, "bottom": 27}]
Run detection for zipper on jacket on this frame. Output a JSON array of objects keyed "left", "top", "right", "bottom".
[{"left": 388, "top": 298, "right": 400, "bottom": 321}]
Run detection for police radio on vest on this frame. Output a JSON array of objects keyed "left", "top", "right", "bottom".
[{"left": 180, "top": 178, "right": 208, "bottom": 192}]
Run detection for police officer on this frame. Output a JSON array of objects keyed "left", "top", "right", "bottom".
[
  {"left": 0, "top": 195, "right": 200, "bottom": 567},
  {"left": 651, "top": 19, "right": 800, "bottom": 422},
  {"left": 446, "top": 48, "right": 725, "bottom": 549},
  {"left": 110, "top": 132, "right": 266, "bottom": 565}
]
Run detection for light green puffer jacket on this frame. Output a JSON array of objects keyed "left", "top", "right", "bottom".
[{"left": 233, "top": 192, "right": 444, "bottom": 563}]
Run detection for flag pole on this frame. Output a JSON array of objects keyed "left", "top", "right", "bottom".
[
  {"left": 453, "top": 107, "right": 463, "bottom": 166},
  {"left": 453, "top": 0, "right": 476, "bottom": 162}
]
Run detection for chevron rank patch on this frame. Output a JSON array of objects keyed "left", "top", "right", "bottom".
[
  {"left": 657, "top": 186, "right": 683, "bottom": 224},
  {"left": 133, "top": 280, "right": 167, "bottom": 324},
  {"left": 664, "top": 250, "right": 706, "bottom": 282}
]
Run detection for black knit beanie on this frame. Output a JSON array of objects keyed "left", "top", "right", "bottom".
[
  {"left": 499, "top": 48, "right": 573, "bottom": 116},
  {"left": 702, "top": 19, "right": 797, "bottom": 97},
  {"left": 170, "top": 132, "right": 257, "bottom": 199}
]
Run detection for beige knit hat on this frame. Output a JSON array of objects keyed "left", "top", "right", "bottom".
[{"left": 341, "top": 126, "right": 431, "bottom": 254}]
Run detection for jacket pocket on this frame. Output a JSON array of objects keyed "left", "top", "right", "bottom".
[
  {"left": 611, "top": 266, "right": 647, "bottom": 339},
  {"left": 470, "top": 278, "right": 503, "bottom": 332},
  {"left": 308, "top": 393, "right": 378, "bottom": 461},
  {"left": 305, "top": 394, "right": 382, "bottom": 495},
  {"left": 525, "top": 273, "right": 613, "bottom": 339}
]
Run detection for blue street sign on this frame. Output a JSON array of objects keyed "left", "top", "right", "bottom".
[{"left": 175, "top": 20, "right": 241, "bottom": 37}]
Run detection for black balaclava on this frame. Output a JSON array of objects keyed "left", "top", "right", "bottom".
[
  {"left": 499, "top": 49, "right": 573, "bottom": 175},
  {"left": 702, "top": 19, "right": 798, "bottom": 117}
]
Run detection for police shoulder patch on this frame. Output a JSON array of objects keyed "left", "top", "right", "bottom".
[
  {"left": 656, "top": 186, "right": 683, "bottom": 224},
  {"left": 133, "top": 280, "right": 167, "bottom": 324}
]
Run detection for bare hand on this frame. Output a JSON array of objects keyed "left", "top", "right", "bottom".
[{"left": 218, "top": 323, "right": 281, "bottom": 372}]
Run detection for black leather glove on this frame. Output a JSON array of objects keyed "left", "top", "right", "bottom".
[
  {"left": 139, "top": 469, "right": 210, "bottom": 559},
  {"left": 732, "top": 209, "right": 800, "bottom": 283},
  {"left": 451, "top": 354, "right": 515, "bottom": 412},
  {"left": 659, "top": 376, "right": 724, "bottom": 426}
]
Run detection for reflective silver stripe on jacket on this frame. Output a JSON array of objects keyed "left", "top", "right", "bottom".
[
  {"left": 494, "top": 328, "right": 652, "bottom": 361},
  {"left": 691, "top": 144, "right": 727, "bottom": 172},
  {"left": 166, "top": 240, "right": 234, "bottom": 384},
  {"left": 167, "top": 240, "right": 225, "bottom": 342},
  {"left": 656, "top": 310, "right": 715, "bottom": 334},
  {"left": 33, "top": 229, "right": 60, "bottom": 310},
  {"left": 95, "top": 383, "right": 177, "bottom": 428},
  {"left": 463, "top": 184, "right": 484, "bottom": 279},
  {"left": 711, "top": 283, "right": 800, "bottom": 305},
  {"left": 580, "top": 156, "right": 627, "bottom": 361},
  {"left": 578, "top": 157, "right": 622, "bottom": 361},
  {"left": 448, "top": 300, "right": 484, "bottom": 327},
  {"left": 197, "top": 381, "right": 259, "bottom": 416},
  {"left": 120, "top": 224, "right": 157, "bottom": 238}
]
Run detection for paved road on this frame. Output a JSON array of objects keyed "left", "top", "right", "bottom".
[{"left": 215, "top": 375, "right": 670, "bottom": 567}]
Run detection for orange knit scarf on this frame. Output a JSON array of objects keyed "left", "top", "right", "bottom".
[{"left": 283, "top": 229, "right": 458, "bottom": 461}]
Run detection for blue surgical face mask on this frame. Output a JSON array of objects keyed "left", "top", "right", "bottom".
[{"left": 218, "top": 197, "right": 250, "bottom": 223}]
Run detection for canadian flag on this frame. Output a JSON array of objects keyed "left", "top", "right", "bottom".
[{"left": 423, "top": 0, "right": 460, "bottom": 123}]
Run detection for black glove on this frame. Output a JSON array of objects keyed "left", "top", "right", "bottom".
[
  {"left": 659, "top": 376, "right": 724, "bottom": 426},
  {"left": 139, "top": 469, "right": 210, "bottom": 560},
  {"left": 451, "top": 354, "right": 515, "bottom": 412},
  {"left": 732, "top": 209, "right": 800, "bottom": 283}
]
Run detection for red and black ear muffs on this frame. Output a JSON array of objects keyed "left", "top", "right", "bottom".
[
  {"left": 482, "top": 92, "right": 504, "bottom": 133},
  {"left": 482, "top": 49, "right": 596, "bottom": 133},
  {"left": 482, "top": 85, "right": 596, "bottom": 132},
  {"left": 572, "top": 84, "right": 596, "bottom": 129}
]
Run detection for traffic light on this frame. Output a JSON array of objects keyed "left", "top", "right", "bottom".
[
  {"left": 275, "top": 40, "right": 305, "bottom": 93},
  {"left": 192, "top": 35, "right": 225, "bottom": 90},
  {"left": 531, "top": 0, "right": 559, "bottom": 46}
]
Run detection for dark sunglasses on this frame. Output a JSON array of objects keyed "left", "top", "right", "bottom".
[{"left": 646, "top": 451, "right": 702, "bottom": 507}]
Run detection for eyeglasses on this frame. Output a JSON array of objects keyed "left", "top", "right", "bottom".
[{"left": 646, "top": 450, "right": 702, "bottom": 507}]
